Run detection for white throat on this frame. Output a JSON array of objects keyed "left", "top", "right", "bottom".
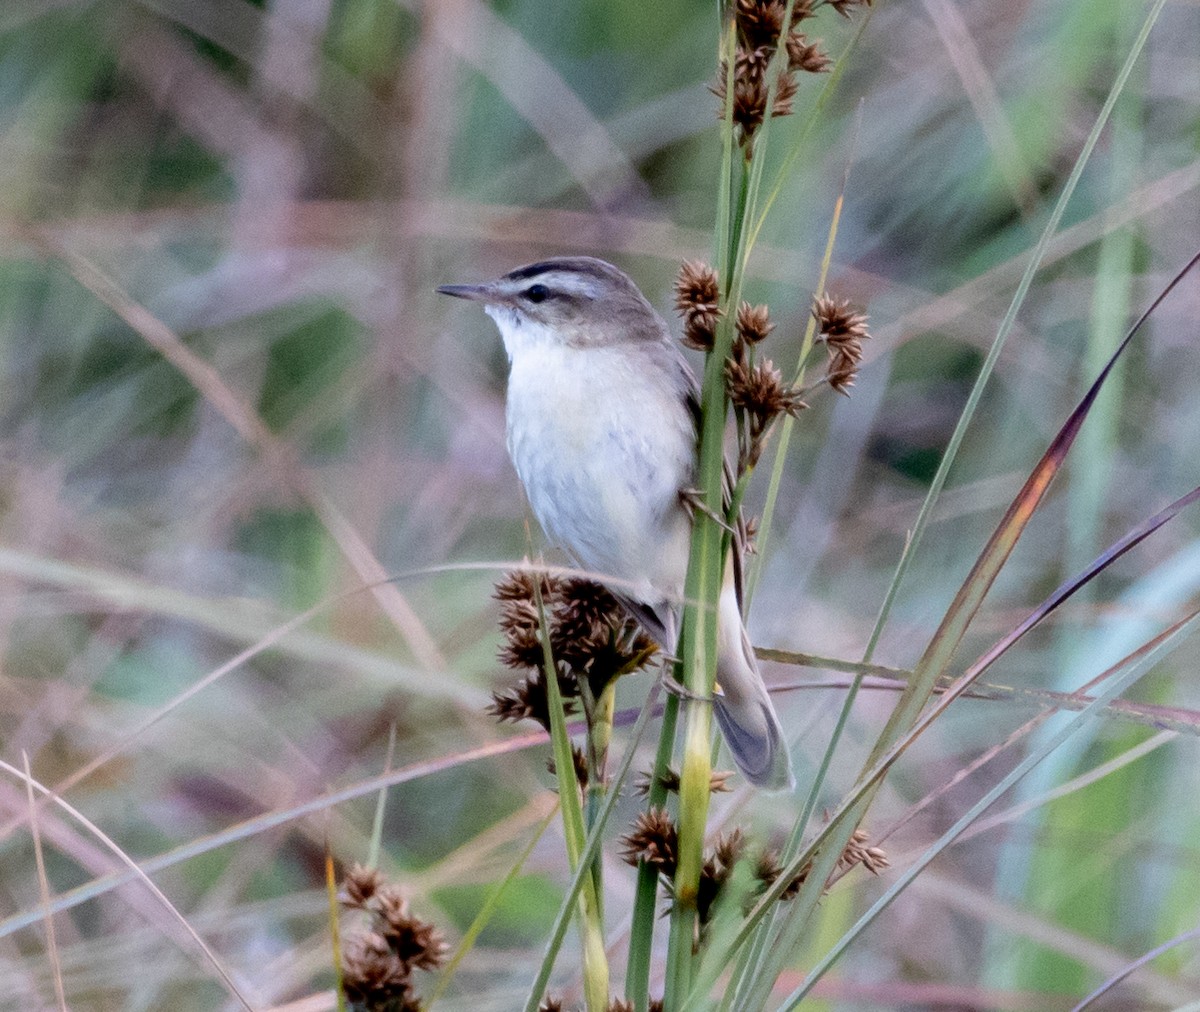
[{"left": 485, "top": 305, "right": 562, "bottom": 362}]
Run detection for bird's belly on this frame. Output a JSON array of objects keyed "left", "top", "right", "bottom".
[{"left": 505, "top": 346, "right": 693, "bottom": 599}]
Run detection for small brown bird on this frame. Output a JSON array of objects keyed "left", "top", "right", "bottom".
[{"left": 439, "top": 256, "right": 793, "bottom": 790}]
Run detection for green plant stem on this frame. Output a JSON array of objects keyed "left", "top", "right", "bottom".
[
  {"left": 626, "top": 688, "right": 679, "bottom": 1012},
  {"left": 431, "top": 803, "right": 558, "bottom": 1006},
  {"left": 728, "top": 173, "right": 848, "bottom": 1012},
  {"left": 737, "top": 4, "right": 1163, "bottom": 1003},
  {"left": 665, "top": 16, "right": 745, "bottom": 996},
  {"left": 744, "top": 185, "right": 842, "bottom": 608},
  {"left": 525, "top": 682, "right": 664, "bottom": 1012},
  {"left": 533, "top": 582, "right": 608, "bottom": 1011},
  {"left": 677, "top": 3, "right": 861, "bottom": 1005},
  {"left": 579, "top": 677, "right": 611, "bottom": 923}
]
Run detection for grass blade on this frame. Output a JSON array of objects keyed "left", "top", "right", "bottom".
[
  {"left": 524, "top": 682, "right": 661, "bottom": 1012},
  {"left": 781, "top": 606, "right": 1200, "bottom": 1005}
]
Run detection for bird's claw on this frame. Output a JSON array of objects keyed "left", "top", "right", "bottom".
[
  {"left": 678, "top": 488, "right": 738, "bottom": 537},
  {"left": 660, "top": 672, "right": 714, "bottom": 703}
]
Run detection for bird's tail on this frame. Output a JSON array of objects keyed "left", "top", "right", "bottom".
[{"left": 712, "top": 574, "right": 794, "bottom": 791}]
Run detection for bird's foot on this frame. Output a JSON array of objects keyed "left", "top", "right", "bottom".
[
  {"left": 678, "top": 488, "right": 738, "bottom": 537},
  {"left": 660, "top": 671, "right": 714, "bottom": 703}
]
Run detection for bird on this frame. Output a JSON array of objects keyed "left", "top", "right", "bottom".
[{"left": 438, "top": 255, "right": 793, "bottom": 790}]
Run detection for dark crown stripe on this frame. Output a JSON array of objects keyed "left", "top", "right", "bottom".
[{"left": 503, "top": 258, "right": 612, "bottom": 282}]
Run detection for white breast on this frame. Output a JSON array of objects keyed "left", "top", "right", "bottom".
[{"left": 497, "top": 317, "right": 694, "bottom": 607}]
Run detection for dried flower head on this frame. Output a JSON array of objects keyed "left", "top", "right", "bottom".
[
  {"left": 341, "top": 863, "right": 386, "bottom": 908},
  {"left": 696, "top": 827, "right": 751, "bottom": 922},
  {"left": 491, "top": 568, "right": 655, "bottom": 701},
  {"left": 634, "top": 766, "right": 733, "bottom": 796},
  {"left": 538, "top": 997, "right": 567, "bottom": 1012},
  {"left": 754, "top": 846, "right": 810, "bottom": 900},
  {"left": 620, "top": 807, "right": 678, "bottom": 878},
  {"left": 716, "top": 0, "right": 866, "bottom": 150},
  {"left": 608, "top": 1000, "right": 635, "bottom": 1012},
  {"left": 713, "top": 69, "right": 768, "bottom": 141},
  {"left": 813, "top": 294, "right": 870, "bottom": 395},
  {"left": 714, "top": 68, "right": 797, "bottom": 144},
  {"left": 837, "top": 827, "right": 890, "bottom": 876},
  {"left": 735, "top": 0, "right": 787, "bottom": 48},
  {"left": 735, "top": 43, "right": 773, "bottom": 82},
  {"left": 371, "top": 885, "right": 448, "bottom": 973},
  {"left": 674, "top": 259, "right": 720, "bottom": 315},
  {"left": 813, "top": 294, "right": 869, "bottom": 344},
  {"left": 487, "top": 673, "right": 578, "bottom": 730},
  {"left": 339, "top": 869, "right": 446, "bottom": 1011},
  {"left": 791, "top": 0, "right": 816, "bottom": 21},
  {"left": 496, "top": 596, "right": 545, "bottom": 670},
  {"left": 786, "top": 31, "right": 832, "bottom": 74},
  {"left": 711, "top": 827, "right": 749, "bottom": 872},
  {"left": 771, "top": 70, "right": 800, "bottom": 118},
  {"left": 546, "top": 744, "right": 590, "bottom": 791},
  {"left": 674, "top": 260, "right": 722, "bottom": 351},
  {"left": 727, "top": 357, "right": 807, "bottom": 428},
  {"left": 726, "top": 356, "right": 808, "bottom": 467},
  {"left": 736, "top": 302, "right": 775, "bottom": 345},
  {"left": 550, "top": 578, "right": 623, "bottom": 666},
  {"left": 492, "top": 567, "right": 560, "bottom": 602},
  {"left": 341, "top": 929, "right": 415, "bottom": 1009}
]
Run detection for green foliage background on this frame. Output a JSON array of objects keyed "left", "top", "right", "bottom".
[{"left": 0, "top": 0, "right": 1198, "bottom": 1008}]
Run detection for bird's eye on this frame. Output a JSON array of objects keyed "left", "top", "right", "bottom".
[{"left": 524, "top": 284, "right": 550, "bottom": 303}]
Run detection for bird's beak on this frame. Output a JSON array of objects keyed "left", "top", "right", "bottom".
[{"left": 436, "top": 283, "right": 493, "bottom": 302}]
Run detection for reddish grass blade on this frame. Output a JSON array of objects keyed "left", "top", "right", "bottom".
[{"left": 868, "top": 246, "right": 1200, "bottom": 765}]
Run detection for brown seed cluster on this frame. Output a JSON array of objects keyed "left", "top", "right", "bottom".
[
  {"left": 489, "top": 568, "right": 657, "bottom": 726},
  {"left": 736, "top": 301, "right": 775, "bottom": 346},
  {"left": 813, "top": 294, "right": 870, "bottom": 394},
  {"left": 713, "top": 0, "right": 869, "bottom": 152},
  {"left": 728, "top": 300, "right": 808, "bottom": 471},
  {"left": 621, "top": 809, "right": 754, "bottom": 923},
  {"left": 488, "top": 567, "right": 657, "bottom": 788},
  {"left": 620, "top": 807, "right": 679, "bottom": 878},
  {"left": 756, "top": 826, "right": 890, "bottom": 897},
  {"left": 726, "top": 348, "right": 808, "bottom": 469},
  {"left": 339, "top": 864, "right": 447, "bottom": 1011},
  {"left": 755, "top": 847, "right": 811, "bottom": 900},
  {"left": 674, "top": 262, "right": 816, "bottom": 473},
  {"left": 634, "top": 765, "right": 734, "bottom": 797},
  {"left": 546, "top": 744, "right": 591, "bottom": 791},
  {"left": 674, "top": 260, "right": 722, "bottom": 351},
  {"left": 838, "top": 826, "right": 890, "bottom": 876},
  {"left": 620, "top": 811, "right": 888, "bottom": 924}
]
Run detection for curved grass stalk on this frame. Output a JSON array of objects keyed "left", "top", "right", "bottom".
[
  {"left": 524, "top": 682, "right": 662, "bottom": 1012},
  {"left": 531, "top": 578, "right": 608, "bottom": 1011},
  {"left": 856, "top": 0, "right": 1168, "bottom": 671},
  {"left": 779, "top": 607, "right": 1200, "bottom": 1006},
  {"left": 0, "top": 731, "right": 555, "bottom": 942},
  {"left": 707, "top": 234, "right": 1199, "bottom": 1005},
  {"left": 0, "top": 759, "right": 254, "bottom": 1010},
  {"left": 431, "top": 803, "right": 558, "bottom": 1006},
  {"left": 734, "top": 5, "right": 1170, "bottom": 999}
]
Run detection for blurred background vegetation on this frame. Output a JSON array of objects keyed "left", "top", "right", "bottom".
[{"left": 0, "top": 0, "right": 1198, "bottom": 1008}]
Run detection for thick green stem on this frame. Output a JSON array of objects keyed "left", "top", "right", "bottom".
[
  {"left": 533, "top": 584, "right": 609, "bottom": 1011},
  {"left": 626, "top": 687, "right": 680, "bottom": 1011}
]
